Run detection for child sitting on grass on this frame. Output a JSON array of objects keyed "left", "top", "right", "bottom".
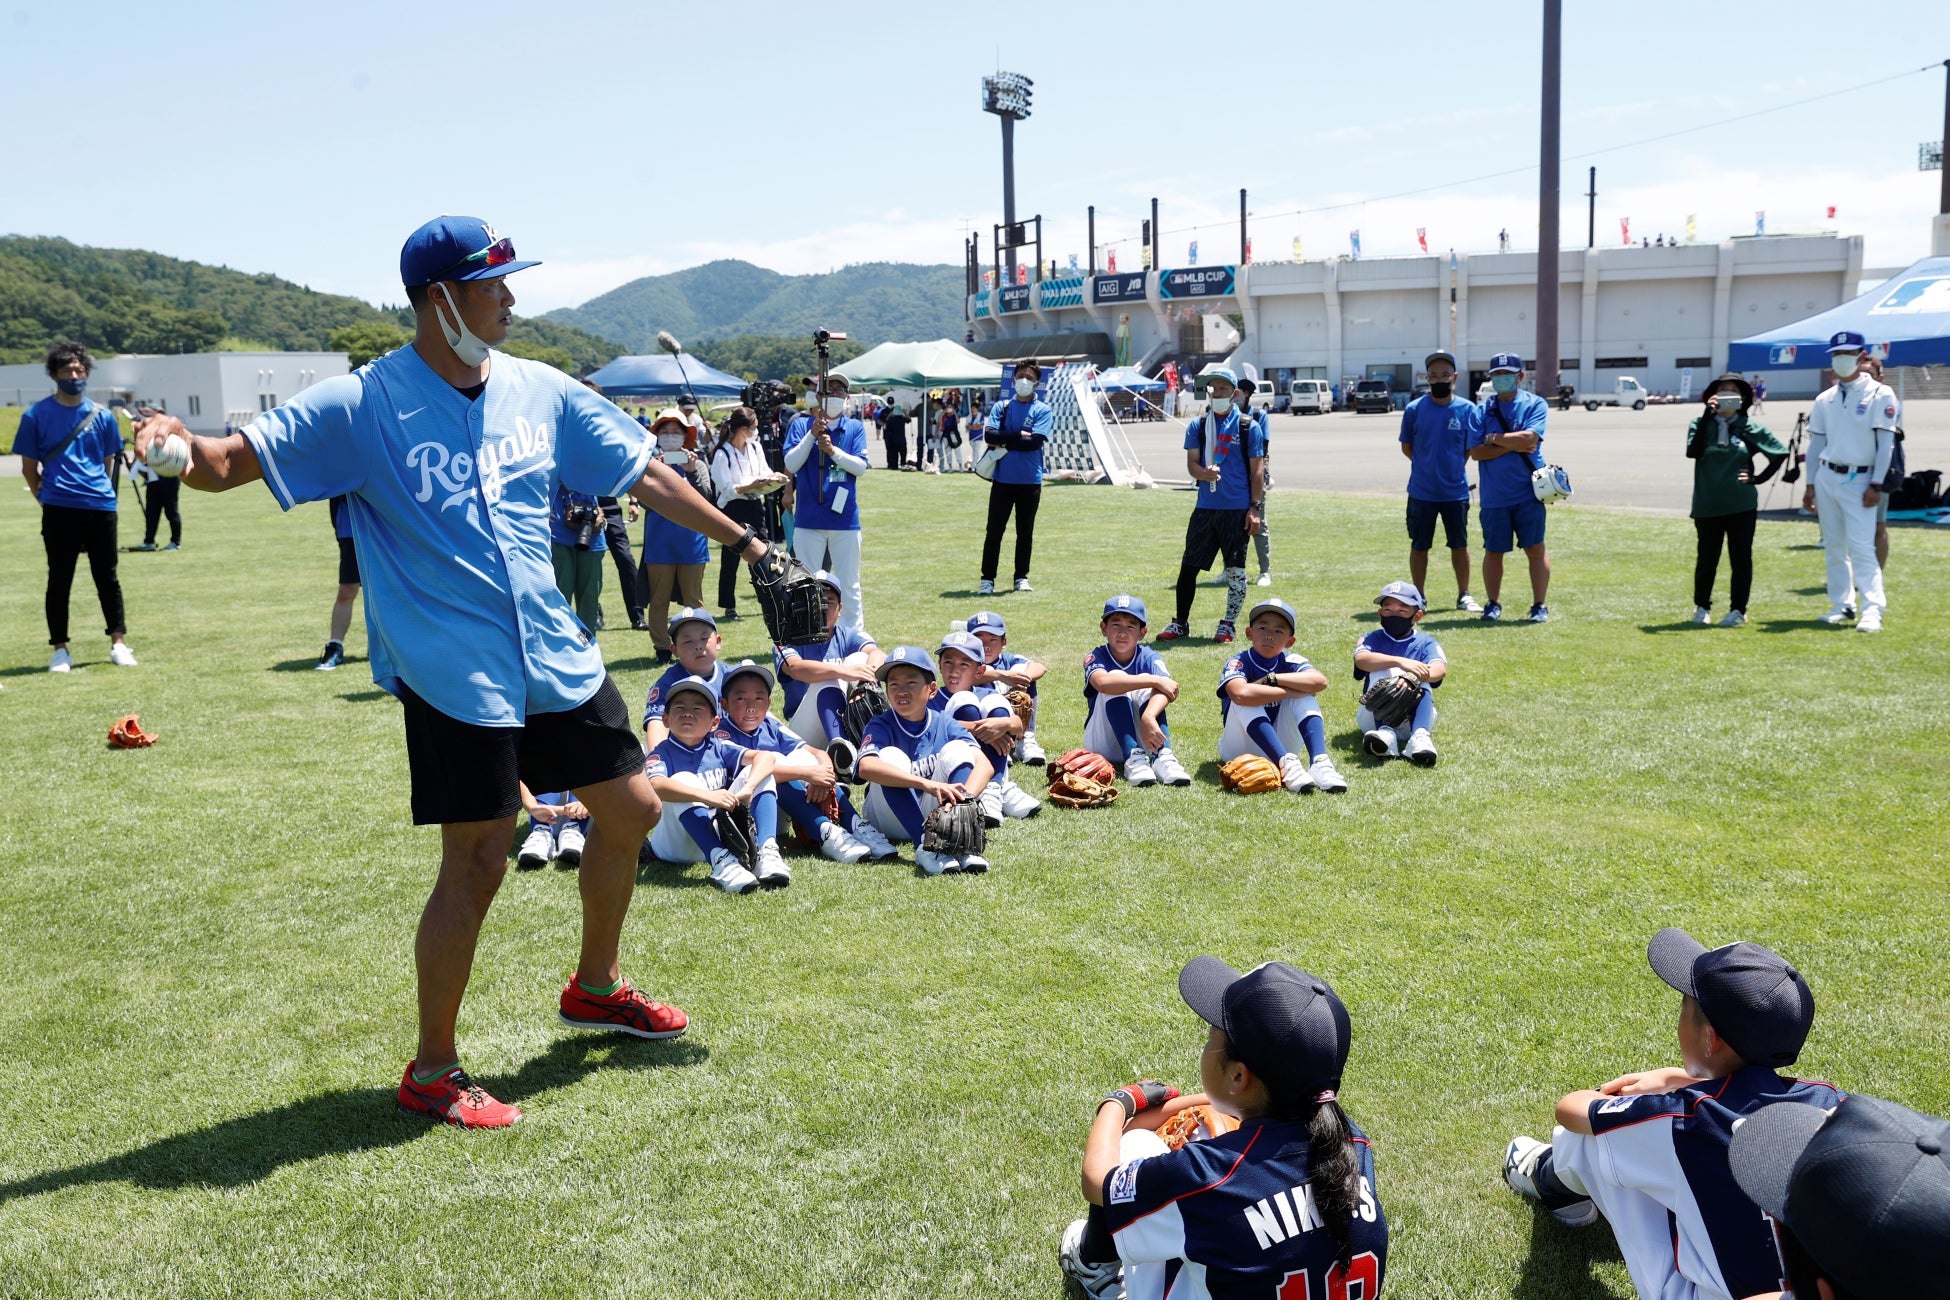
[{"left": 642, "top": 676, "right": 782, "bottom": 893}]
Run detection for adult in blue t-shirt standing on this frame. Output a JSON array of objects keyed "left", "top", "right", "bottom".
[
  {"left": 978, "top": 359, "right": 1052, "bottom": 594},
  {"left": 1467, "top": 353, "right": 1553, "bottom": 623},
  {"left": 1397, "top": 349, "right": 1483, "bottom": 612},
  {"left": 1158, "top": 368, "right": 1266, "bottom": 644},
  {"left": 16, "top": 342, "right": 137, "bottom": 672}
]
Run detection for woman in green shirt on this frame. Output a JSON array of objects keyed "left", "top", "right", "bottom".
[{"left": 1686, "top": 373, "right": 1787, "bottom": 627}]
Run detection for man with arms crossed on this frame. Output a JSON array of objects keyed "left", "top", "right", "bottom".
[{"left": 134, "top": 217, "right": 774, "bottom": 1128}]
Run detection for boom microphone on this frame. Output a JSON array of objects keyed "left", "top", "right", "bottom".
[{"left": 656, "top": 330, "right": 697, "bottom": 407}]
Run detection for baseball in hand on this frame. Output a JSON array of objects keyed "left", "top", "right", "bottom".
[{"left": 147, "top": 433, "right": 191, "bottom": 477}]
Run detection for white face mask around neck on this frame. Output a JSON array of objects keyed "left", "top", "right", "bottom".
[{"left": 433, "top": 283, "right": 493, "bottom": 367}]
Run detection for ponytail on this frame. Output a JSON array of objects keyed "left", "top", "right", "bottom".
[{"left": 1306, "top": 1097, "right": 1361, "bottom": 1270}]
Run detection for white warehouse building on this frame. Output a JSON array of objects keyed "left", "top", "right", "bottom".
[
  {"left": 0, "top": 351, "right": 347, "bottom": 435},
  {"left": 967, "top": 234, "right": 1864, "bottom": 400}
]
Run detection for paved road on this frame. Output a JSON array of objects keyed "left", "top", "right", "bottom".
[{"left": 1120, "top": 398, "right": 1950, "bottom": 516}]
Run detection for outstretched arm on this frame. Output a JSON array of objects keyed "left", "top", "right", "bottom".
[
  {"left": 629, "top": 457, "right": 766, "bottom": 560},
  {"left": 133, "top": 415, "right": 263, "bottom": 492}
]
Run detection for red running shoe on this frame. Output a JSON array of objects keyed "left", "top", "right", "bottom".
[
  {"left": 558, "top": 977, "right": 689, "bottom": 1039},
  {"left": 398, "top": 1061, "right": 522, "bottom": 1128},
  {"left": 1156, "top": 620, "right": 1190, "bottom": 641}
]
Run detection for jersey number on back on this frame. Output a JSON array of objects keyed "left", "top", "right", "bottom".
[{"left": 1275, "top": 1252, "right": 1381, "bottom": 1300}]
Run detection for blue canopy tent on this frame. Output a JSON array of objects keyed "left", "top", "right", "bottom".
[
  {"left": 1729, "top": 256, "right": 1950, "bottom": 370},
  {"left": 583, "top": 353, "right": 748, "bottom": 399}
]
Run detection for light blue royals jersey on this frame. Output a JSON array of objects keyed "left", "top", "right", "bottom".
[
  {"left": 775, "top": 624, "right": 876, "bottom": 715},
  {"left": 244, "top": 344, "right": 651, "bottom": 726}
]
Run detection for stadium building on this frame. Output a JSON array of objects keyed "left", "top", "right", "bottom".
[
  {"left": 0, "top": 351, "right": 347, "bottom": 435},
  {"left": 967, "top": 234, "right": 1870, "bottom": 400}
]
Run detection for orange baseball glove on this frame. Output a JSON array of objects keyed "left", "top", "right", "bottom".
[
  {"left": 1160, "top": 1104, "right": 1242, "bottom": 1150},
  {"left": 1219, "top": 755, "right": 1281, "bottom": 793},
  {"left": 108, "top": 714, "right": 158, "bottom": 748},
  {"left": 1046, "top": 769, "right": 1118, "bottom": 809},
  {"left": 1052, "top": 748, "right": 1116, "bottom": 784}
]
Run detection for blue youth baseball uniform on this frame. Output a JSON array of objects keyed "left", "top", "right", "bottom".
[
  {"left": 776, "top": 624, "right": 877, "bottom": 716},
  {"left": 1216, "top": 648, "right": 1316, "bottom": 719},
  {"left": 858, "top": 706, "right": 966, "bottom": 766},
  {"left": 1082, "top": 642, "right": 1175, "bottom": 761},
  {"left": 1556, "top": 1067, "right": 1843, "bottom": 1300},
  {"left": 1104, "top": 1116, "right": 1389, "bottom": 1298},
  {"left": 244, "top": 344, "right": 651, "bottom": 726},
  {"left": 645, "top": 733, "right": 750, "bottom": 785},
  {"left": 1084, "top": 643, "right": 1171, "bottom": 714},
  {"left": 16, "top": 397, "right": 120, "bottom": 511},
  {"left": 1352, "top": 628, "right": 1445, "bottom": 691},
  {"left": 643, "top": 660, "right": 727, "bottom": 730},
  {"left": 1182, "top": 410, "right": 1268, "bottom": 511}
]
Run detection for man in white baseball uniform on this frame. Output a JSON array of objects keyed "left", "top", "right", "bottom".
[
  {"left": 1801, "top": 331, "right": 1896, "bottom": 632},
  {"left": 783, "top": 373, "right": 871, "bottom": 634}
]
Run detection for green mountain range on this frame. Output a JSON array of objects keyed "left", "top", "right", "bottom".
[
  {"left": 545, "top": 259, "right": 969, "bottom": 353},
  {"left": 0, "top": 236, "right": 620, "bottom": 372}
]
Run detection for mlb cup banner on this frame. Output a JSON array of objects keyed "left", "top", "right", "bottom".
[
  {"left": 1000, "top": 284, "right": 1033, "bottom": 314},
  {"left": 973, "top": 293, "right": 993, "bottom": 320},
  {"left": 1092, "top": 272, "right": 1149, "bottom": 305},
  {"left": 1039, "top": 276, "right": 1085, "bottom": 310},
  {"left": 1158, "top": 266, "right": 1236, "bottom": 300}
]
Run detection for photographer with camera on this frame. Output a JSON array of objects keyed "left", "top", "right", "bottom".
[
  {"left": 550, "top": 480, "right": 608, "bottom": 631},
  {"left": 640, "top": 409, "right": 712, "bottom": 662},
  {"left": 783, "top": 365, "right": 871, "bottom": 634},
  {"left": 711, "top": 405, "right": 788, "bottom": 621}
]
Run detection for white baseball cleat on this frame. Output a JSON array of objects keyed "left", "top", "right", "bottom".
[
  {"left": 1404, "top": 729, "right": 1439, "bottom": 767},
  {"left": 1362, "top": 728, "right": 1400, "bottom": 760},
  {"left": 707, "top": 848, "right": 759, "bottom": 894},
  {"left": 1014, "top": 577, "right": 1033, "bottom": 593},
  {"left": 1279, "top": 753, "right": 1316, "bottom": 793},
  {"left": 1457, "top": 593, "right": 1484, "bottom": 613},
  {"left": 1058, "top": 1218, "right": 1124, "bottom": 1300},
  {"left": 1123, "top": 751, "right": 1158, "bottom": 787},
  {"left": 1690, "top": 606, "right": 1711, "bottom": 624},
  {"left": 957, "top": 851, "right": 990, "bottom": 874},
  {"left": 1819, "top": 605, "right": 1852, "bottom": 624},
  {"left": 848, "top": 820, "right": 898, "bottom": 860},
  {"left": 517, "top": 826, "right": 555, "bottom": 868},
  {"left": 1504, "top": 1136, "right": 1599, "bottom": 1227},
  {"left": 818, "top": 821, "right": 871, "bottom": 863},
  {"left": 1017, "top": 731, "right": 1047, "bottom": 766},
  {"left": 826, "top": 737, "right": 859, "bottom": 783},
  {"left": 1151, "top": 748, "right": 1191, "bottom": 787},
  {"left": 1718, "top": 609, "right": 1746, "bottom": 627},
  {"left": 1856, "top": 608, "right": 1883, "bottom": 633},
  {"left": 753, "top": 840, "right": 791, "bottom": 889},
  {"left": 978, "top": 783, "right": 1004, "bottom": 828},
  {"left": 1310, "top": 755, "right": 1349, "bottom": 793},
  {"left": 49, "top": 647, "right": 73, "bottom": 673},
  {"left": 109, "top": 643, "right": 138, "bottom": 667},
  {"left": 999, "top": 777, "right": 1042, "bottom": 819},
  {"left": 1256, "top": 571, "right": 1273, "bottom": 587},
  {"left": 916, "top": 847, "right": 957, "bottom": 876},
  {"left": 554, "top": 822, "right": 587, "bottom": 865}
]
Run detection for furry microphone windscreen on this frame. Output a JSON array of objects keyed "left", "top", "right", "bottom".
[{"left": 656, "top": 330, "right": 683, "bottom": 356}]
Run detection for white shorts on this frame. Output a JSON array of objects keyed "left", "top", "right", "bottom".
[
  {"left": 861, "top": 740, "right": 982, "bottom": 842},
  {"left": 1112, "top": 1128, "right": 1174, "bottom": 1300},
  {"left": 1217, "top": 696, "right": 1321, "bottom": 763},
  {"left": 784, "top": 655, "right": 870, "bottom": 748},
  {"left": 649, "top": 768, "right": 776, "bottom": 863},
  {"left": 1081, "top": 686, "right": 1154, "bottom": 763}
]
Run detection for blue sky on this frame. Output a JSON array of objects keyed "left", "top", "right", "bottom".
[{"left": 3, "top": 0, "right": 1943, "bottom": 313}]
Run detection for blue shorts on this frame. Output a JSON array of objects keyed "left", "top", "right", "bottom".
[
  {"left": 1406, "top": 497, "right": 1470, "bottom": 551},
  {"left": 1480, "top": 498, "right": 1546, "bottom": 552}
]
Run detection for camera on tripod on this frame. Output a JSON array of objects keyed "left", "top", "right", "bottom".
[{"left": 565, "top": 499, "right": 601, "bottom": 550}]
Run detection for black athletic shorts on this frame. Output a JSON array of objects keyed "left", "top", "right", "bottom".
[
  {"left": 1406, "top": 497, "right": 1470, "bottom": 551},
  {"left": 399, "top": 674, "right": 644, "bottom": 825},
  {"left": 1182, "top": 506, "right": 1250, "bottom": 572},
  {"left": 336, "top": 536, "right": 361, "bottom": 586}
]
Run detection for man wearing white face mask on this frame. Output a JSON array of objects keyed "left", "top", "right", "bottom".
[
  {"left": 1158, "top": 368, "right": 1265, "bottom": 644},
  {"left": 1801, "top": 331, "right": 1896, "bottom": 632},
  {"left": 977, "top": 361, "right": 1052, "bottom": 595},
  {"left": 783, "top": 372, "right": 871, "bottom": 633}
]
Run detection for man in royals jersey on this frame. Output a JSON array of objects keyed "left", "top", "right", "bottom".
[
  {"left": 133, "top": 215, "right": 777, "bottom": 1129},
  {"left": 1504, "top": 927, "right": 1840, "bottom": 1300},
  {"left": 1216, "top": 597, "right": 1348, "bottom": 795},
  {"left": 774, "top": 569, "right": 884, "bottom": 777}
]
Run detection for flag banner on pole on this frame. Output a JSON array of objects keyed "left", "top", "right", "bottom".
[
  {"left": 1825, "top": 205, "right": 1836, "bottom": 219},
  {"left": 1068, "top": 252, "right": 1078, "bottom": 272},
  {"left": 1416, "top": 227, "right": 1428, "bottom": 253},
  {"left": 1755, "top": 211, "right": 1765, "bottom": 236},
  {"left": 1244, "top": 238, "right": 1252, "bottom": 264},
  {"left": 1685, "top": 214, "right": 1697, "bottom": 243},
  {"left": 1350, "top": 230, "right": 1362, "bottom": 259},
  {"left": 1016, "top": 264, "right": 1027, "bottom": 285},
  {"left": 1621, "top": 217, "right": 1630, "bottom": 245},
  {"left": 982, "top": 271, "right": 992, "bottom": 289},
  {"left": 1142, "top": 245, "right": 1152, "bottom": 270},
  {"left": 1292, "top": 235, "right": 1303, "bottom": 261},
  {"left": 1107, "top": 249, "right": 1118, "bottom": 273},
  {"left": 1188, "top": 240, "right": 1198, "bottom": 266}
]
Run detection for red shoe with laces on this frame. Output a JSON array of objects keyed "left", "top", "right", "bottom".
[
  {"left": 1156, "top": 621, "right": 1190, "bottom": 641},
  {"left": 398, "top": 1061, "right": 522, "bottom": 1128},
  {"left": 558, "top": 977, "right": 689, "bottom": 1039}
]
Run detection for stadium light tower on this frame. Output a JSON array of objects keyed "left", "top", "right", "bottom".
[{"left": 983, "top": 71, "right": 1033, "bottom": 278}]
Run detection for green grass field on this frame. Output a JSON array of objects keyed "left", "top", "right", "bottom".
[{"left": 1, "top": 476, "right": 1944, "bottom": 1299}]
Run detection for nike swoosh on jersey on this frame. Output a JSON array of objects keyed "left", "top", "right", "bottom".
[{"left": 399, "top": 407, "right": 427, "bottom": 420}]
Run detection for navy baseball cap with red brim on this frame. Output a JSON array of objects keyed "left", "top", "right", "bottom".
[{"left": 400, "top": 215, "right": 540, "bottom": 288}]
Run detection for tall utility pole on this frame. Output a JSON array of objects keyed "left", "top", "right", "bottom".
[
  {"left": 1239, "top": 189, "right": 1249, "bottom": 264},
  {"left": 1535, "top": 0, "right": 1562, "bottom": 398},
  {"left": 1088, "top": 205, "right": 1097, "bottom": 275},
  {"left": 982, "top": 72, "right": 1034, "bottom": 279},
  {"left": 1940, "top": 59, "right": 1949, "bottom": 214},
  {"left": 1585, "top": 167, "right": 1597, "bottom": 249},
  {"left": 1151, "top": 196, "right": 1160, "bottom": 271}
]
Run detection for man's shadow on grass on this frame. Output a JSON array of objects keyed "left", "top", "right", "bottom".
[
  {"left": 268, "top": 655, "right": 366, "bottom": 673},
  {"left": 0, "top": 1032, "right": 704, "bottom": 1205},
  {"left": 1509, "top": 1204, "right": 1625, "bottom": 1300}
]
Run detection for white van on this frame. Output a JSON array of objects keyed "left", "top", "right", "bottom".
[{"left": 1288, "top": 379, "right": 1331, "bottom": 415}]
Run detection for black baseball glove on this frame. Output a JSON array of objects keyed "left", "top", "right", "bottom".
[
  {"left": 749, "top": 546, "right": 829, "bottom": 647},
  {"left": 713, "top": 801, "right": 759, "bottom": 867},
  {"left": 841, "top": 682, "right": 890, "bottom": 747},
  {"left": 921, "top": 800, "right": 986, "bottom": 856},
  {"left": 1360, "top": 674, "right": 1422, "bottom": 729}
]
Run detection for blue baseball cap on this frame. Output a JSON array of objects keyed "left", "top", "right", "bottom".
[
  {"left": 1102, "top": 593, "right": 1148, "bottom": 624},
  {"left": 1488, "top": 353, "right": 1524, "bottom": 373},
  {"left": 1374, "top": 581, "right": 1426, "bottom": 610},
  {"left": 399, "top": 216, "right": 540, "bottom": 288},
  {"left": 668, "top": 606, "right": 717, "bottom": 636},
  {"left": 1827, "top": 330, "right": 1867, "bottom": 354},
  {"left": 937, "top": 631, "right": 985, "bottom": 663},
  {"left": 876, "top": 645, "right": 938, "bottom": 683},
  {"left": 721, "top": 658, "right": 775, "bottom": 693},
  {"left": 1204, "top": 366, "right": 1238, "bottom": 389},
  {"left": 1247, "top": 597, "right": 1298, "bottom": 631},
  {"left": 664, "top": 674, "right": 720, "bottom": 710},
  {"left": 966, "top": 610, "right": 1007, "bottom": 637},
  {"left": 812, "top": 569, "right": 844, "bottom": 597}
]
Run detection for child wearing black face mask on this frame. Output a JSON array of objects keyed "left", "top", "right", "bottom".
[{"left": 1353, "top": 581, "right": 1448, "bottom": 765}]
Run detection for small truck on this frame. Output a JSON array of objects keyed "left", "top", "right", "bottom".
[{"left": 1576, "top": 376, "right": 1648, "bottom": 411}]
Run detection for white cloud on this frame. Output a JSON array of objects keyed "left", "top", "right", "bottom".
[{"left": 511, "top": 254, "right": 682, "bottom": 314}]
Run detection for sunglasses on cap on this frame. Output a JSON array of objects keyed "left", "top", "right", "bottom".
[{"left": 433, "top": 237, "right": 518, "bottom": 282}]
